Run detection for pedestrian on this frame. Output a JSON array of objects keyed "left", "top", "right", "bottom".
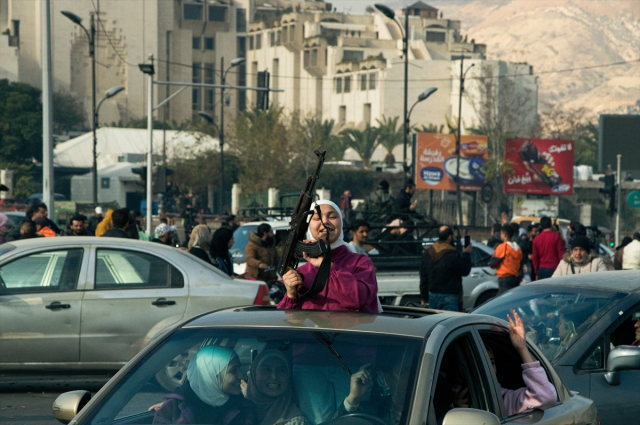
[
  {"left": 152, "top": 223, "right": 177, "bottom": 245},
  {"left": 552, "top": 236, "right": 607, "bottom": 276},
  {"left": 567, "top": 223, "right": 588, "bottom": 250},
  {"left": 95, "top": 209, "right": 113, "bottom": 237},
  {"left": 419, "top": 225, "right": 473, "bottom": 311},
  {"left": 187, "top": 224, "right": 212, "bottom": 264},
  {"left": 340, "top": 190, "right": 352, "bottom": 223},
  {"left": 88, "top": 206, "right": 103, "bottom": 235},
  {"left": 245, "top": 223, "right": 279, "bottom": 282},
  {"left": 364, "top": 180, "right": 397, "bottom": 219},
  {"left": 210, "top": 227, "right": 236, "bottom": 277},
  {"left": 4, "top": 204, "right": 40, "bottom": 242},
  {"left": 614, "top": 236, "right": 632, "bottom": 270},
  {"left": 0, "top": 213, "right": 9, "bottom": 245},
  {"left": 34, "top": 217, "right": 56, "bottom": 237},
  {"left": 486, "top": 224, "right": 503, "bottom": 248},
  {"left": 396, "top": 181, "right": 418, "bottom": 215},
  {"left": 65, "top": 215, "right": 92, "bottom": 236},
  {"left": 622, "top": 232, "right": 640, "bottom": 270},
  {"left": 100, "top": 209, "right": 130, "bottom": 238},
  {"left": 278, "top": 200, "right": 379, "bottom": 313},
  {"left": 18, "top": 221, "right": 40, "bottom": 240},
  {"left": 490, "top": 225, "right": 523, "bottom": 294},
  {"left": 348, "top": 219, "right": 370, "bottom": 256},
  {"left": 531, "top": 217, "right": 565, "bottom": 280},
  {"left": 36, "top": 203, "right": 60, "bottom": 234}
]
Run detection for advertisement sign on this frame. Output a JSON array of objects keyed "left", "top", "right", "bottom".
[
  {"left": 415, "top": 133, "right": 489, "bottom": 191},
  {"left": 513, "top": 195, "right": 559, "bottom": 217},
  {"left": 504, "top": 138, "right": 574, "bottom": 195}
]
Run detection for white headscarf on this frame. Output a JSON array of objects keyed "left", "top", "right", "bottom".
[
  {"left": 307, "top": 200, "right": 353, "bottom": 252},
  {"left": 187, "top": 346, "right": 238, "bottom": 407}
]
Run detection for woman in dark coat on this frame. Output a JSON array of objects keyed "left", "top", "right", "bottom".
[{"left": 210, "top": 227, "right": 235, "bottom": 276}]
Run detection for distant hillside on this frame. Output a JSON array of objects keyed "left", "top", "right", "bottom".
[{"left": 431, "top": 0, "right": 640, "bottom": 116}]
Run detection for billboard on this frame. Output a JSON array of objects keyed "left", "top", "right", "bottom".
[
  {"left": 504, "top": 138, "right": 574, "bottom": 195},
  {"left": 415, "top": 133, "right": 488, "bottom": 191},
  {"left": 599, "top": 115, "right": 640, "bottom": 173}
]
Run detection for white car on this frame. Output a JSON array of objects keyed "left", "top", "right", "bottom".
[
  {"left": 230, "top": 219, "right": 290, "bottom": 275},
  {"left": 0, "top": 237, "right": 269, "bottom": 389}
]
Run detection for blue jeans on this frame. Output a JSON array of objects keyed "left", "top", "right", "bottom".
[
  {"left": 429, "top": 292, "right": 459, "bottom": 311},
  {"left": 537, "top": 267, "right": 555, "bottom": 280}
]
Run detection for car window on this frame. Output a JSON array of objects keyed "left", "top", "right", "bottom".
[
  {"left": 474, "top": 286, "right": 626, "bottom": 363},
  {"left": 95, "top": 249, "right": 184, "bottom": 289},
  {"left": 86, "top": 328, "right": 423, "bottom": 425},
  {"left": 0, "top": 249, "right": 83, "bottom": 293},
  {"left": 230, "top": 225, "right": 258, "bottom": 264},
  {"left": 429, "top": 333, "right": 491, "bottom": 425},
  {"left": 471, "top": 247, "right": 491, "bottom": 268}
]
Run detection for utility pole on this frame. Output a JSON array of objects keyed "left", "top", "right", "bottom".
[
  {"left": 145, "top": 54, "right": 154, "bottom": 236},
  {"left": 615, "top": 154, "right": 621, "bottom": 247},
  {"left": 220, "top": 56, "right": 225, "bottom": 215},
  {"left": 455, "top": 57, "right": 464, "bottom": 226},
  {"left": 402, "top": 7, "right": 409, "bottom": 177},
  {"left": 42, "top": 0, "right": 54, "bottom": 217},
  {"left": 90, "top": 13, "right": 97, "bottom": 204}
]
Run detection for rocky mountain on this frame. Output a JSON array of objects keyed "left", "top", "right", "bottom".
[{"left": 430, "top": 0, "right": 640, "bottom": 117}]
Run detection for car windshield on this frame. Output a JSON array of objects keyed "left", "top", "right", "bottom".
[
  {"left": 86, "top": 328, "right": 423, "bottom": 425},
  {"left": 230, "top": 225, "right": 258, "bottom": 264},
  {"left": 474, "top": 285, "right": 626, "bottom": 363}
]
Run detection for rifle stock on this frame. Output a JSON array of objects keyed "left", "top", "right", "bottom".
[{"left": 278, "top": 150, "right": 326, "bottom": 276}]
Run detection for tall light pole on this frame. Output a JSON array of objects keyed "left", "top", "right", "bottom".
[
  {"left": 407, "top": 87, "right": 438, "bottom": 179},
  {"left": 42, "top": 0, "right": 54, "bottom": 217},
  {"left": 219, "top": 57, "right": 245, "bottom": 214},
  {"left": 61, "top": 10, "right": 97, "bottom": 203},
  {"left": 139, "top": 57, "right": 155, "bottom": 236},
  {"left": 96, "top": 86, "right": 125, "bottom": 126},
  {"left": 375, "top": 4, "right": 409, "bottom": 176},
  {"left": 455, "top": 58, "right": 475, "bottom": 226}
]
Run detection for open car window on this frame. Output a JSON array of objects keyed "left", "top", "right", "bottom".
[{"left": 87, "top": 328, "right": 423, "bottom": 425}]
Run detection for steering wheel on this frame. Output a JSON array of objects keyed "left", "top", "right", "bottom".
[{"left": 338, "top": 413, "right": 388, "bottom": 425}]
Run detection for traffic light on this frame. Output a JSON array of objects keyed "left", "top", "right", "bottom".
[
  {"left": 607, "top": 184, "right": 617, "bottom": 216},
  {"left": 153, "top": 166, "right": 174, "bottom": 193},
  {"left": 257, "top": 71, "right": 270, "bottom": 110},
  {"left": 131, "top": 166, "right": 147, "bottom": 185}
]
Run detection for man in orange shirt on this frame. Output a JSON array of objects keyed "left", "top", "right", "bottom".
[{"left": 490, "top": 225, "right": 523, "bottom": 294}]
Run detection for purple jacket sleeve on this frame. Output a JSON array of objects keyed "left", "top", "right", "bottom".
[
  {"left": 278, "top": 293, "right": 302, "bottom": 309},
  {"left": 501, "top": 361, "right": 557, "bottom": 416}
]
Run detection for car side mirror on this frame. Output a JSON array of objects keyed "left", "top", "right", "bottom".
[
  {"left": 442, "top": 408, "right": 501, "bottom": 425},
  {"left": 52, "top": 390, "right": 91, "bottom": 424},
  {"left": 604, "top": 345, "right": 640, "bottom": 386}
]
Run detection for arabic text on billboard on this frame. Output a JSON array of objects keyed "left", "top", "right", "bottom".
[
  {"left": 504, "top": 138, "right": 574, "bottom": 195},
  {"left": 415, "top": 133, "right": 488, "bottom": 191}
]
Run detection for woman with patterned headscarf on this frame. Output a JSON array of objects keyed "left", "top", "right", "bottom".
[
  {"left": 153, "top": 346, "right": 255, "bottom": 424},
  {"left": 188, "top": 224, "right": 212, "bottom": 265}
]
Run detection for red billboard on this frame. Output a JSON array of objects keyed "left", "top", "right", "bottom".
[
  {"left": 415, "top": 133, "right": 489, "bottom": 191},
  {"left": 504, "top": 138, "right": 574, "bottom": 195}
]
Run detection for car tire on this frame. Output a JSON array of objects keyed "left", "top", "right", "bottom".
[
  {"left": 474, "top": 290, "right": 498, "bottom": 308},
  {"left": 155, "top": 347, "right": 198, "bottom": 391}
]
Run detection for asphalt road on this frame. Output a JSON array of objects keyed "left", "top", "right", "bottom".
[{"left": 0, "top": 374, "right": 112, "bottom": 425}]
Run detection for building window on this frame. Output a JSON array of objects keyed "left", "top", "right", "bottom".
[
  {"left": 304, "top": 50, "right": 310, "bottom": 67},
  {"left": 192, "top": 88, "right": 200, "bottom": 111},
  {"left": 344, "top": 76, "right": 351, "bottom": 93},
  {"left": 205, "top": 89, "right": 214, "bottom": 111},
  {"left": 311, "top": 49, "right": 318, "bottom": 66},
  {"left": 360, "top": 74, "right": 367, "bottom": 90},
  {"left": 277, "top": 30, "right": 281, "bottom": 45},
  {"left": 208, "top": 5, "right": 227, "bottom": 22},
  {"left": 426, "top": 31, "right": 446, "bottom": 42},
  {"left": 236, "top": 8, "right": 246, "bottom": 32},
  {"left": 282, "top": 27, "right": 288, "bottom": 43},
  {"left": 290, "top": 25, "right": 295, "bottom": 41},
  {"left": 249, "top": 36, "right": 254, "bottom": 50},
  {"left": 204, "top": 63, "right": 214, "bottom": 84},
  {"left": 369, "top": 72, "right": 376, "bottom": 90},
  {"left": 343, "top": 50, "right": 364, "bottom": 62},
  {"left": 256, "top": 34, "right": 262, "bottom": 49},
  {"left": 192, "top": 63, "right": 201, "bottom": 83},
  {"left": 101, "top": 177, "right": 110, "bottom": 189},
  {"left": 205, "top": 37, "right": 215, "bottom": 50},
  {"left": 363, "top": 103, "right": 371, "bottom": 124},
  {"left": 192, "top": 37, "right": 201, "bottom": 50},
  {"left": 270, "top": 31, "right": 275, "bottom": 46},
  {"left": 237, "top": 36, "right": 246, "bottom": 58},
  {"left": 339, "top": 106, "right": 346, "bottom": 125},
  {"left": 335, "top": 77, "right": 342, "bottom": 94},
  {"left": 184, "top": 3, "right": 203, "bottom": 20}
]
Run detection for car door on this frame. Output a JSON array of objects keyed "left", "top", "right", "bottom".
[
  {"left": 577, "top": 302, "right": 640, "bottom": 424},
  {"left": 80, "top": 246, "right": 188, "bottom": 365},
  {"left": 463, "top": 245, "right": 497, "bottom": 309},
  {"left": 0, "top": 247, "right": 86, "bottom": 365}
]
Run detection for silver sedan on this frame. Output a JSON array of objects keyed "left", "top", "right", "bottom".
[{"left": 0, "top": 237, "right": 269, "bottom": 389}]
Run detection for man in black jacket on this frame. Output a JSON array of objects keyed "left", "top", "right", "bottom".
[
  {"left": 420, "top": 226, "right": 472, "bottom": 311},
  {"left": 396, "top": 181, "right": 417, "bottom": 215},
  {"left": 101, "top": 209, "right": 130, "bottom": 238}
]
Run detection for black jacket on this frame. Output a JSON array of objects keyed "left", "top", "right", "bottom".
[
  {"left": 419, "top": 242, "right": 472, "bottom": 298},
  {"left": 101, "top": 228, "right": 129, "bottom": 238},
  {"left": 396, "top": 190, "right": 413, "bottom": 214}
]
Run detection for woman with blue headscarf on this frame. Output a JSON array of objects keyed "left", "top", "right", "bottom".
[{"left": 153, "top": 346, "right": 255, "bottom": 424}]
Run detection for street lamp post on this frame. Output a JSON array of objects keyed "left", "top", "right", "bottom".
[
  {"left": 455, "top": 58, "right": 475, "bottom": 226},
  {"left": 219, "top": 57, "right": 245, "bottom": 215},
  {"left": 61, "top": 10, "right": 97, "bottom": 203},
  {"left": 94, "top": 86, "right": 125, "bottom": 169},
  {"left": 407, "top": 87, "right": 438, "bottom": 179},
  {"left": 375, "top": 4, "right": 409, "bottom": 176},
  {"left": 139, "top": 57, "right": 155, "bottom": 236}
]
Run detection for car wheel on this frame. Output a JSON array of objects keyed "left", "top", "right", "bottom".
[
  {"left": 155, "top": 347, "right": 198, "bottom": 391},
  {"left": 474, "top": 290, "right": 498, "bottom": 308}
]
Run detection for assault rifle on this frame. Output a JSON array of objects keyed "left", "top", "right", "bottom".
[{"left": 277, "top": 150, "right": 330, "bottom": 296}]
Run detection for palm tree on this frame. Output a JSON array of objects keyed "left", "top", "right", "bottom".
[
  {"left": 341, "top": 125, "right": 380, "bottom": 168},
  {"left": 375, "top": 116, "right": 403, "bottom": 165},
  {"left": 417, "top": 123, "right": 445, "bottom": 134}
]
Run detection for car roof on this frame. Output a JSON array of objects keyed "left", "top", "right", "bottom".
[
  {"left": 239, "top": 220, "right": 290, "bottom": 228},
  {"left": 525, "top": 270, "right": 640, "bottom": 293},
  {"left": 182, "top": 305, "right": 504, "bottom": 338},
  {"left": 2, "top": 211, "right": 25, "bottom": 216}
]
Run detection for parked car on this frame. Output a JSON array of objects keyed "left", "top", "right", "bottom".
[
  {"left": 52, "top": 305, "right": 597, "bottom": 425},
  {"left": 0, "top": 237, "right": 270, "bottom": 390},
  {"left": 25, "top": 192, "right": 67, "bottom": 205},
  {"left": 473, "top": 271, "right": 640, "bottom": 424},
  {"left": 1, "top": 211, "right": 25, "bottom": 228},
  {"left": 231, "top": 221, "right": 500, "bottom": 310}
]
